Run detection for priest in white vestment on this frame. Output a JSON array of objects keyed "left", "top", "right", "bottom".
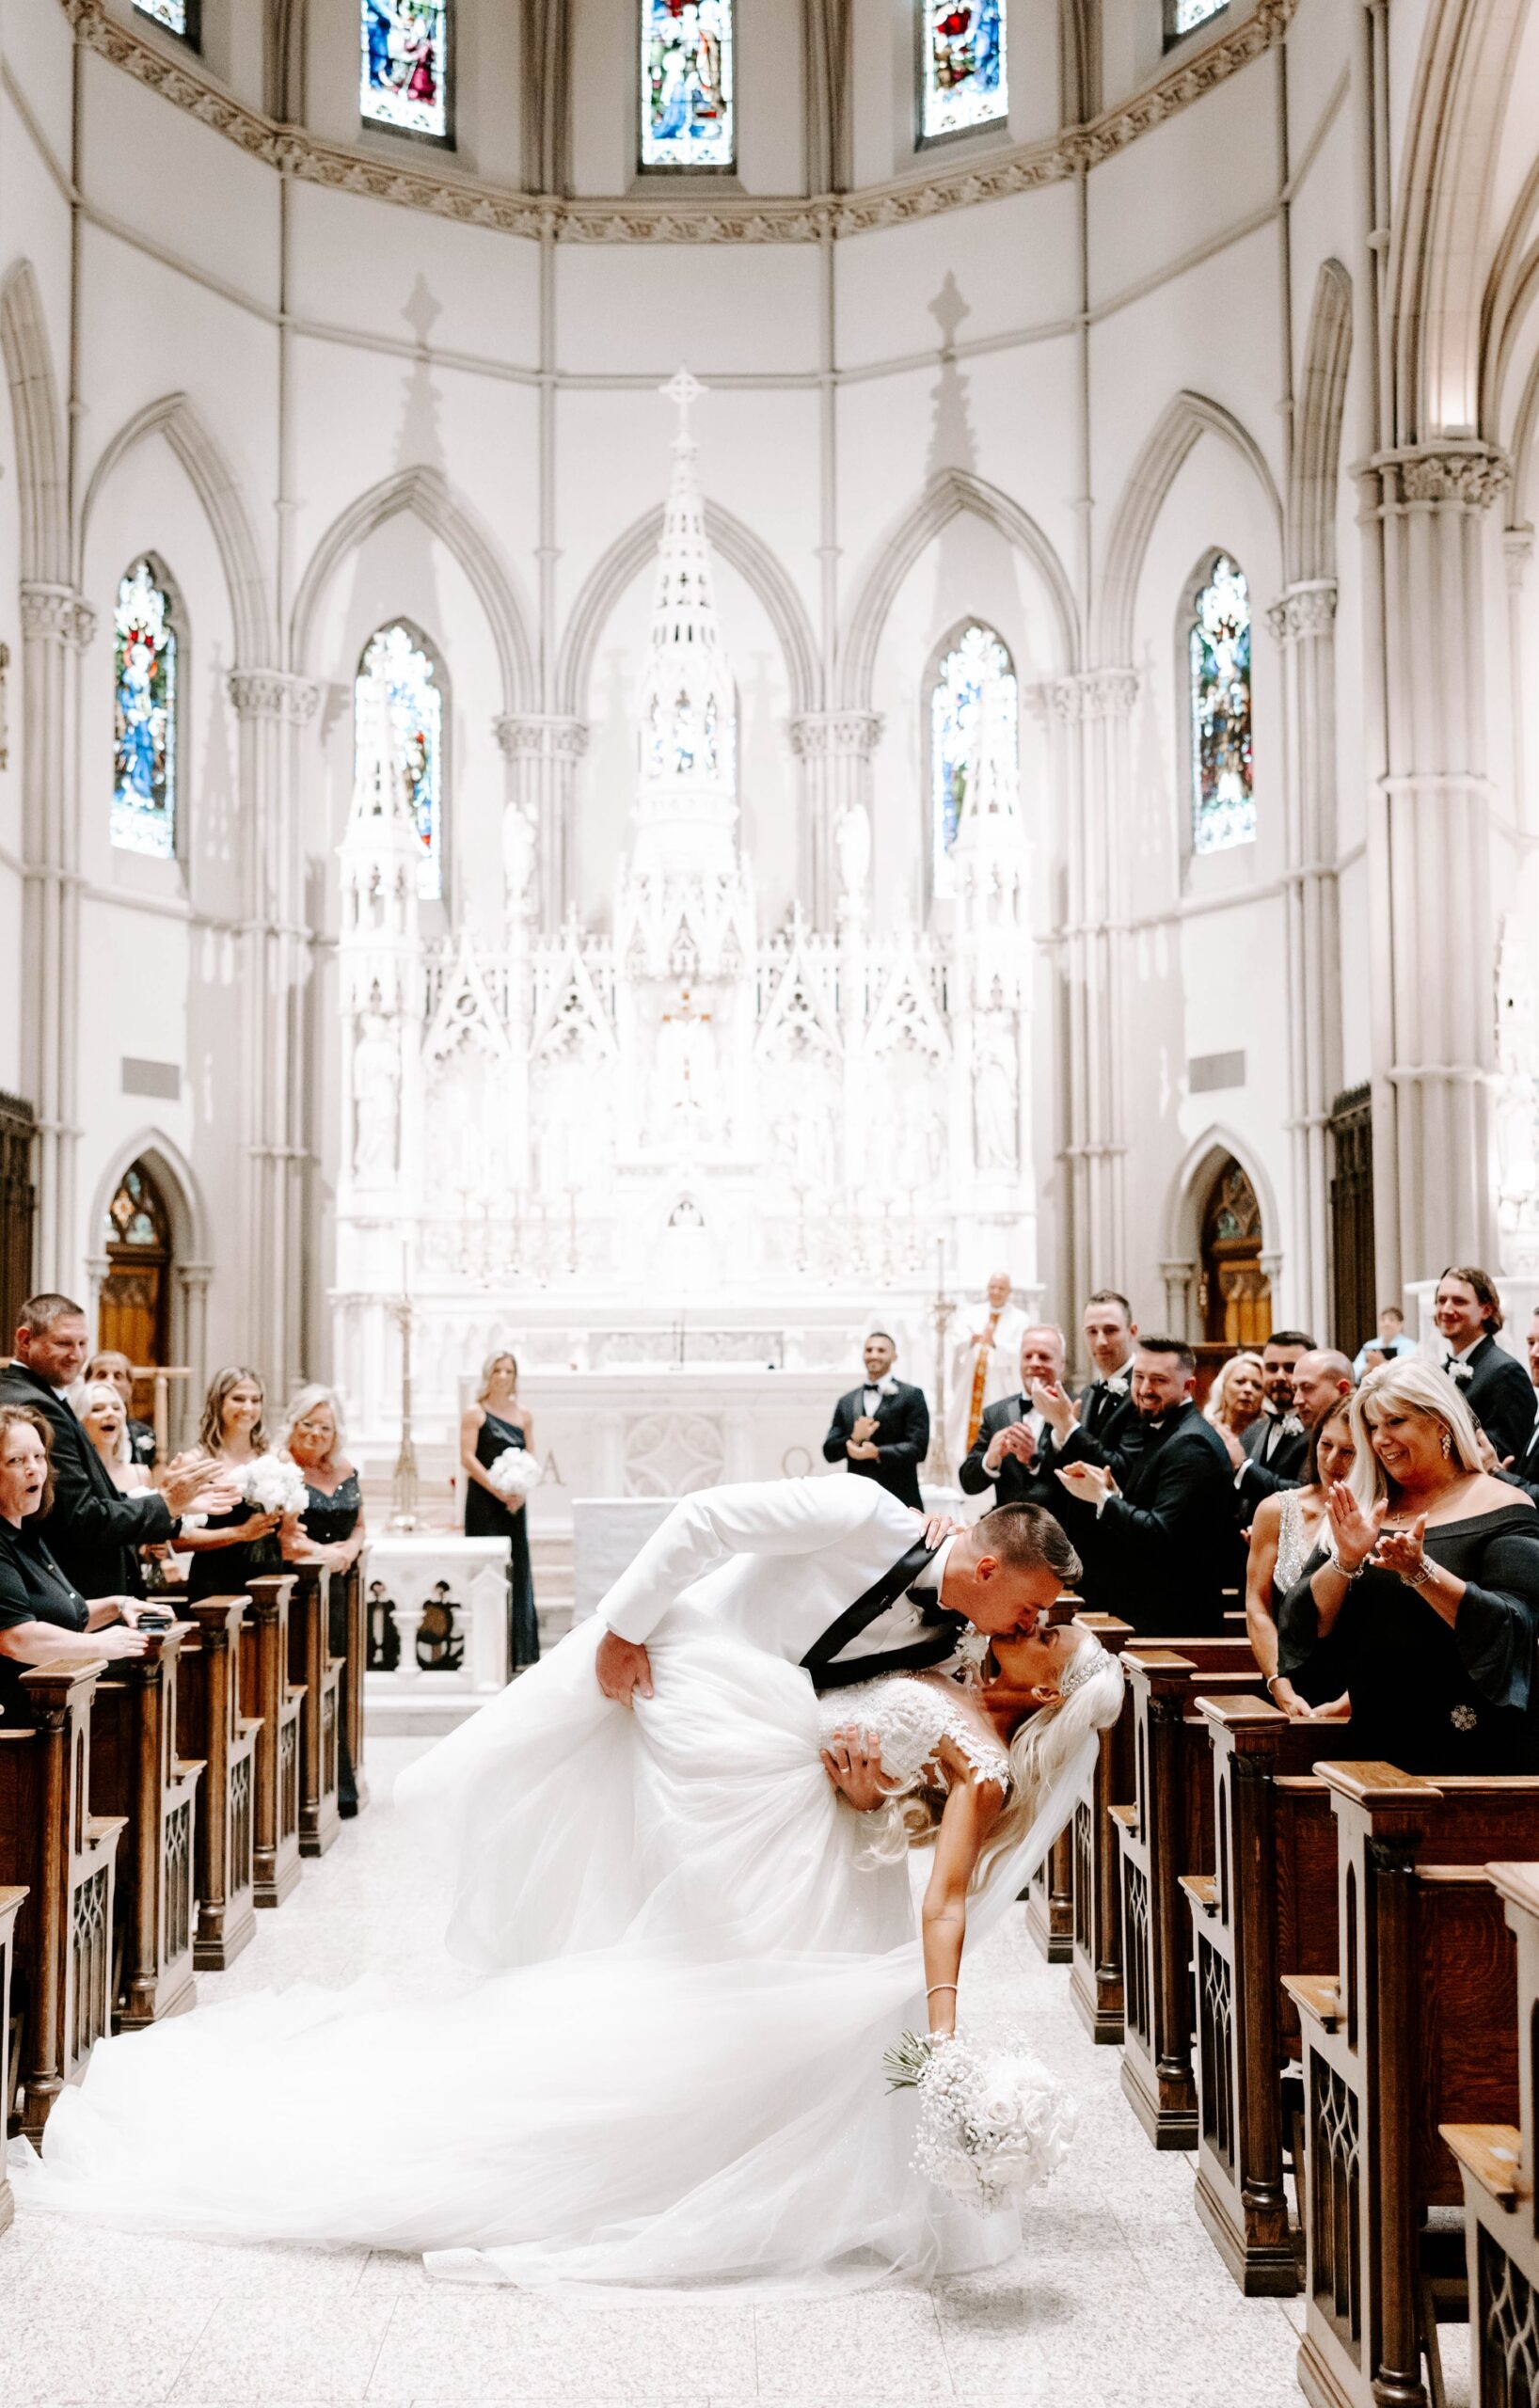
[{"left": 946, "top": 1272, "right": 1031, "bottom": 1471}]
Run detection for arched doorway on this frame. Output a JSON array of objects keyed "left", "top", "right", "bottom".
[
  {"left": 1197, "top": 1154, "right": 1272, "bottom": 1386},
  {"left": 98, "top": 1160, "right": 173, "bottom": 1399}
]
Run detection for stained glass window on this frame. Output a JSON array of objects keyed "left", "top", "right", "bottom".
[
  {"left": 1167, "top": 0, "right": 1229, "bottom": 39},
  {"left": 930, "top": 623, "right": 1018, "bottom": 896},
  {"left": 356, "top": 623, "right": 444, "bottom": 900},
  {"left": 361, "top": 0, "right": 451, "bottom": 143},
  {"left": 133, "top": 0, "right": 199, "bottom": 40},
  {"left": 642, "top": 0, "right": 736, "bottom": 171},
  {"left": 112, "top": 561, "right": 178, "bottom": 861},
  {"left": 921, "top": 1, "right": 1007, "bottom": 143},
  {"left": 1189, "top": 554, "right": 1254, "bottom": 854}
]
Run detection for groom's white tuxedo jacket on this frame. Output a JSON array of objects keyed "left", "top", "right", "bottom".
[{"left": 599, "top": 1476, "right": 944, "bottom": 1676}]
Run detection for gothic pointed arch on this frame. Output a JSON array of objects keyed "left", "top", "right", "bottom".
[
  {"left": 555, "top": 499, "right": 818, "bottom": 721},
  {"left": 1094, "top": 391, "right": 1282, "bottom": 667},
  {"left": 1290, "top": 261, "right": 1353, "bottom": 585},
  {"left": 0, "top": 260, "right": 69, "bottom": 587},
  {"left": 79, "top": 392, "right": 273, "bottom": 665},
  {"left": 839, "top": 467, "right": 1079, "bottom": 713},
  {"left": 292, "top": 465, "right": 534, "bottom": 713},
  {"left": 1164, "top": 1124, "right": 1282, "bottom": 1276}
]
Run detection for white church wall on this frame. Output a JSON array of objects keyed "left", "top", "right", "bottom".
[
  {"left": 833, "top": 184, "right": 1082, "bottom": 373},
  {"left": 286, "top": 181, "right": 543, "bottom": 373},
  {"left": 3, "top": 0, "right": 76, "bottom": 182},
  {"left": 553, "top": 243, "right": 823, "bottom": 379},
  {"left": 81, "top": 51, "right": 282, "bottom": 311}
]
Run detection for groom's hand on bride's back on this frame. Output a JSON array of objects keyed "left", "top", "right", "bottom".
[{"left": 595, "top": 1630, "right": 655, "bottom": 1705}]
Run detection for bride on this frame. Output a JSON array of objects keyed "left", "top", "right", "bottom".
[{"left": 13, "top": 1498, "right": 1123, "bottom": 2298}]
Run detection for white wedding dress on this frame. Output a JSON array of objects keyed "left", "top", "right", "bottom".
[{"left": 12, "top": 1606, "right": 1091, "bottom": 2296}]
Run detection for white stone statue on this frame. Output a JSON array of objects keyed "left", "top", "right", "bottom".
[
  {"left": 352, "top": 1009, "right": 401, "bottom": 1182},
  {"left": 651, "top": 990, "right": 720, "bottom": 1145},
  {"left": 501, "top": 802, "right": 536, "bottom": 917},
  {"left": 835, "top": 800, "right": 871, "bottom": 902},
  {"left": 973, "top": 1040, "right": 1018, "bottom": 1173}
]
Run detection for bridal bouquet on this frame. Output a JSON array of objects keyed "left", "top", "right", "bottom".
[
  {"left": 486, "top": 1447, "right": 542, "bottom": 1502},
  {"left": 237, "top": 1455, "right": 309, "bottom": 1521},
  {"left": 884, "top": 2030, "right": 1076, "bottom": 2210}
]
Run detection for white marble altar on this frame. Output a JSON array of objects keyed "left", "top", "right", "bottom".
[
  {"left": 362, "top": 1534, "right": 511, "bottom": 1735},
  {"left": 571, "top": 1498, "right": 674, "bottom": 1621}
]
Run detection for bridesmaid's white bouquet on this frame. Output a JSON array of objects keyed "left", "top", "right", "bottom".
[
  {"left": 487, "top": 1448, "right": 543, "bottom": 1501},
  {"left": 883, "top": 2030, "right": 1076, "bottom": 2210},
  {"left": 236, "top": 1455, "right": 309, "bottom": 1520}
]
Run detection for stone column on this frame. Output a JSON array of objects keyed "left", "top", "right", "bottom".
[
  {"left": 176, "top": 1262, "right": 212, "bottom": 1435},
  {"left": 1049, "top": 669, "right": 1138, "bottom": 1307},
  {"left": 495, "top": 714, "right": 588, "bottom": 930},
  {"left": 787, "top": 712, "right": 882, "bottom": 930},
  {"left": 19, "top": 583, "right": 95, "bottom": 1290},
  {"left": 1160, "top": 1258, "right": 1197, "bottom": 1340},
  {"left": 228, "top": 671, "right": 321, "bottom": 1393},
  {"left": 1365, "top": 444, "right": 1509, "bottom": 1286},
  {"left": 1266, "top": 578, "right": 1341, "bottom": 1338}
]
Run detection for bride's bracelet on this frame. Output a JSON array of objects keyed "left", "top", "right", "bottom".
[{"left": 926, "top": 1983, "right": 959, "bottom": 2000}]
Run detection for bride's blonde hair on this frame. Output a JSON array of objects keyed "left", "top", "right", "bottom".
[{"left": 856, "top": 1630, "right": 1125, "bottom": 1876}]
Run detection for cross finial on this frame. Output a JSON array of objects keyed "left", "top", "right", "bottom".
[{"left": 662, "top": 365, "right": 705, "bottom": 450}]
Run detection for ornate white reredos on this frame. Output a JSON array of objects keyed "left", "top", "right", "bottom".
[
  {"left": 331, "top": 374, "right": 1039, "bottom": 1409},
  {"left": 60, "top": 0, "right": 1298, "bottom": 247}
]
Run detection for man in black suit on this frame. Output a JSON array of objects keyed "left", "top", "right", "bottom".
[
  {"left": 1214, "top": 1342, "right": 1352, "bottom": 1508},
  {"left": 1498, "top": 1307, "right": 1539, "bottom": 1503},
  {"left": 1076, "top": 1291, "right": 1138, "bottom": 1444},
  {"left": 1436, "top": 1266, "right": 1539, "bottom": 1467},
  {"left": 821, "top": 1331, "right": 929, "bottom": 1511},
  {"left": 0, "top": 1294, "right": 220, "bottom": 1598},
  {"left": 960, "top": 1325, "right": 1081, "bottom": 1507},
  {"left": 1052, "top": 1336, "right": 1237, "bottom": 1634},
  {"left": 1228, "top": 1329, "right": 1314, "bottom": 1507}
]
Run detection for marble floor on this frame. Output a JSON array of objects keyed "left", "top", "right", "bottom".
[{"left": 2, "top": 1738, "right": 1466, "bottom": 2408}]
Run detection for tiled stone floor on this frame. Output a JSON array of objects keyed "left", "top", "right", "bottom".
[{"left": 2, "top": 1738, "right": 1468, "bottom": 2406}]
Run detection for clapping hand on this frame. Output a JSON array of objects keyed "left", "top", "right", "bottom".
[
  {"left": 1325, "top": 1479, "right": 1385, "bottom": 1574},
  {"left": 1029, "top": 1379, "right": 1078, "bottom": 1442},
  {"left": 1056, "top": 1461, "right": 1116, "bottom": 1505},
  {"left": 992, "top": 1420, "right": 1038, "bottom": 1467},
  {"left": 1375, "top": 1513, "right": 1430, "bottom": 1587}
]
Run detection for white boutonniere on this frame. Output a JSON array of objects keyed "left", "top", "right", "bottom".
[{"left": 952, "top": 1629, "right": 992, "bottom": 1688}]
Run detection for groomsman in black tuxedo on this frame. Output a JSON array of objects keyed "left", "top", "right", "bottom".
[
  {"left": 1435, "top": 1266, "right": 1539, "bottom": 1467},
  {"left": 1230, "top": 1329, "right": 1313, "bottom": 1507},
  {"left": 960, "top": 1325, "right": 1082, "bottom": 1511},
  {"left": 1076, "top": 1291, "right": 1138, "bottom": 1446},
  {"left": 1499, "top": 1308, "right": 1539, "bottom": 1502},
  {"left": 821, "top": 1332, "right": 929, "bottom": 1511},
  {"left": 1053, "top": 1336, "right": 1236, "bottom": 1634},
  {"left": 1213, "top": 1343, "right": 1354, "bottom": 1507}
]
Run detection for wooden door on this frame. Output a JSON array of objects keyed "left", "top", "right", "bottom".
[
  {"left": 1328, "top": 1085, "right": 1375, "bottom": 1355},
  {"left": 1197, "top": 1156, "right": 1271, "bottom": 1388},
  {"left": 98, "top": 1164, "right": 171, "bottom": 1406},
  {"left": 0, "top": 1092, "right": 36, "bottom": 1339}
]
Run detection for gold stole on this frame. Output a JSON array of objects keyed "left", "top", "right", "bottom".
[{"left": 965, "top": 1308, "right": 1001, "bottom": 1451}]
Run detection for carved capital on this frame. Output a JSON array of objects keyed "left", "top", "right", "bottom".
[
  {"left": 1265, "top": 580, "right": 1337, "bottom": 643},
  {"left": 20, "top": 583, "right": 95, "bottom": 649},
  {"left": 787, "top": 711, "right": 883, "bottom": 760},
  {"left": 1386, "top": 445, "right": 1512, "bottom": 510},
  {"left": 495, "top": 713, "right": 589, "bottom": 763},
  {"left": 228, "top": 669, "right": 322, "bottom": 723},
  {"left": 1047, "top": 669, "right": 1138, "bottom": 724}
]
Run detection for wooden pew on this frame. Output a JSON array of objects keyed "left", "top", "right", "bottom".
[
  {"left": 1445, "top": 1861, "right": 1539, "bottom": 2408},
  {"left": 1182, "top": 1697, "right": 1344, "bottom": 2295},
  {"left": 89, "top": 1624, "right": 203, "bottom": 2029},
  {"left": 289, "top": 1564, "right": 343, "bottom": 1858},
  {"left": 1067, "top": 1612, "right": 1135, "bottom": 2042},
  {"left": 175, "top": 1595, "right": 262, "bottom": 1970},
  {"left": 243, "top": 1575, "right": 305, "bottom": 1909},
  {"left": 1287, "top": 1765, "right": 1539, "bottom": 2408},
  {"left": 0, "top": 1882, "right": 25, "bottom": 2233},
  {"left": 339, "top": 1555, "right": 369, "bottom": 1814},
  {"left": 0, "top": 1664, "right": 126, "bottom": 2141},
  {"left": 1112, "top": 1639, "right": 1270, "bottom": 2147}
]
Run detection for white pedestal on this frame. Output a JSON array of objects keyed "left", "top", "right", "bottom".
[{"left": 363, "top": 1535, "right": 511, "bottom": 1736}]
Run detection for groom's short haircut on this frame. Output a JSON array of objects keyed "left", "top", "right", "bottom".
[{"left": 975, "top": 1503, "right": 1082, "bottom": 1591}]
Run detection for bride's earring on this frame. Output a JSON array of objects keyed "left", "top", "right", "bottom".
[{"left": 1441, "top": 1428, "right": 1452, "bottom": 1459}]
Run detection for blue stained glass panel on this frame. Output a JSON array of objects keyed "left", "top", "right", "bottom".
[
  {"left": 642, "top": 0, "right": 736, "bottom": 171},
  {"left": 134, "top": 0, "right": 193, "bottom": 33},
  {"left": 1190, "top": 554, "right": 1254, "bottom": 854},
  {"left": 931, "top": 623, "right": 1017, "bottom": 895},
  {"left": 112, "top": 562, "right": 177, "bottom": 862},
  {"left": 921, "top": 0, "right": 1007, "bottom": 142},
  {"left": 357, "top": 624, "right": 443, "bottom": 901},
  {"left": 361, "top": 0, "right": 450, "bottom": 142}
]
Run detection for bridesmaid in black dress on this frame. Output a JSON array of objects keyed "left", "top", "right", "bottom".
[
  {"left": 1277, "top": 1356, "right": 1539, "bottom": 1773},
  {"left": 460, "top": 1350, "right": 538, "bottom": 1671},
  {"left": 281, "top": 1385, "right": 366, "bottom": 1816},
  {"left": 171, "top": 1369, "right": 297, "bottom": 1607}
]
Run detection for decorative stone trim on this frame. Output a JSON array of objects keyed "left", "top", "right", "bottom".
[
  {"left": 60, "top": 0, "right": 1297, "bottom": 246},
  {"left": 1377, "top": 445, "right": 1513, "bottom": 510},
  {"left": 1046, "top": 670, "right": 1138, "bottom": 723},
  {"left": 20, "top": 583, "right": 95, "bottom": 648},
  {"left": 1265, "top": 581, "right": 1337, "bottom": 642},
  {"left": 787, "top": 711, "right": 883, "bottom": 758},
  {"left": 227, "top": 670, "right": 322, "bottom": 722},
  {"left": 494, "top": 714, "right": 589, "bottom": 762}
]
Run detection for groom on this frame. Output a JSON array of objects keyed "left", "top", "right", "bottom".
[{"left": 595, "top": 1474, "right": 1079, "bottom": 1728}]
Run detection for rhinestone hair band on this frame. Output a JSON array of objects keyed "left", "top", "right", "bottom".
[{"left": 1058, "top": 1644, "right": 1108, "bottom": 1703}]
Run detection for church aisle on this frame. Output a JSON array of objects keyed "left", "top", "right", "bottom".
[{"left": 5, "top": 1738, "right": 1362, "bottom": 2408}]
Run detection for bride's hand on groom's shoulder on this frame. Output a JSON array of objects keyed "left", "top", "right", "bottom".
[
  {"left": 595, "top": 1629, "right": 655, "bottom": 1706},
  {"left": 917, "top": 1510, "right": 965, "bottom": 1549}
]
